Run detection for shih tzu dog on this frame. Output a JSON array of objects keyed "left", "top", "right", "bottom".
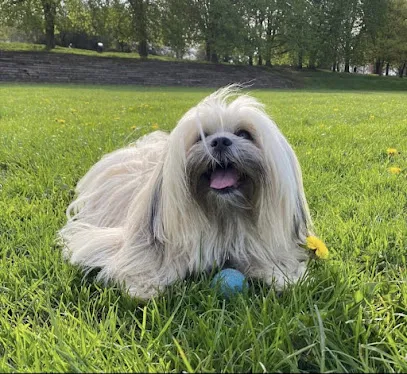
[{"left": 59, "top": 85, "right": 314, "bottom": 299}]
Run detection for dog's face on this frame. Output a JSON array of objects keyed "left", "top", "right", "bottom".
[
  {"left": 186, "top": 127, "right": 265, "bottom": 216},
  {"left": 159, "top": 86, "right": 311, "bottom": 248}
]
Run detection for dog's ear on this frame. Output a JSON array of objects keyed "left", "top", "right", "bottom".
[
  {"left": 288, "top": 150, "right": 313, "bottom": 242},
  {"left": 293, "top": 194, "right": 312, "bottom": 241}
]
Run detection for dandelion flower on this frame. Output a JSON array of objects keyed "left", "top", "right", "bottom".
[
  {"left": 56, "top": 119, "right": 66, "bottom": 124},
  {"left": 151, "top": 123, "right": 159, "bottom": 130},
  {"left": 131, "top": 125, "right": 138, "bottom": 130},
  {"left": 387, "top": 148, "right": 398, "bottom": 156},
  {"left": 369, "top": 115, "right": 375, "bottom": 120},
  {"left": 389, "top": 167, "right": 401, "bottom": 175},
  {"left": 305, "top": 236, "right": 329, "bottom": 259}
]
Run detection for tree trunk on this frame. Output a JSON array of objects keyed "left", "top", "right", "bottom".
[
  {"left": 129, "top": 0, "right": 148, "bottom": 58},
  {"left": 42, "top": 0, "right": 56, "bottom": 49},
  {"left": 308, "top": 53, "right": 316, "bottom": 69},
  {"left": 344, "top": 59, "right": 350, "bottom": 73},
  {"left": 374, "top": 59, "right": 383, "bottom": 75},
  {"left": 205, "top": 40, "right": 211, "bottom": 62},
  {"left": 385, "top": 62, "right": 390, "bottom": 76},
  {"left": 332, "top": 62, "right": 336, "bottom": 72},
  {"left": 211, "top": 52, "right": 218, "bottom": 63},
  {"left": 248, "top": 55, "right": 253, "bottom": 66},
  {"left": 265, "top": 17, "right": 272, "bottom": 68},
  {"left": 175, "top": 49, "right": 183, "bottom": 59},
  {"left": 297, "top": 50, "right": 303, "bottom": 69},
  {"left": 138, "top": 40, "right": 148, "bottom": 58},
  {"left": 258, "top": 54, "right": 262, "bottom": 66},
  {"left": 399, "top": 62, "right": 406, "bottom": 78}
]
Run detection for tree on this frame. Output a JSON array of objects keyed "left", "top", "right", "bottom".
[
  {"left": 0, "top": 0, "right": 44, "bottom": 42},
  {"left": 282, "top": 0, "right": 315, "bottom": 69},
  {"left": 158, "top": 0, "right": 194, "bottom": 58},
  {"left": 241, "top": 0, "right": 285, "bottom": 67},
  {"left": 366, "top": 0, "right": 407, "bottom": 76},
  {"left": 239, "top": 0, "right": 260, "bottom": 65},
  {"left": 189, "top": 0, "right": 244, "bottom": 63},
  {"left": 0, "top": 0, "right": 59, "bottom": 49},
  {"left": 41, "top": 0, "right": 58, "bottom": 49},
  {"left": 128, "top": 0, "right": 149, "bottom": 57},
  {"left": 340, "top": 0, "right": 364, "bottom": 72},
  {"left": 107, "top": 0, "right": 133, "bottom": 51}
]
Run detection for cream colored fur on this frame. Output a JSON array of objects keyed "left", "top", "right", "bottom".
[{"left": 59, "top": 86, "right": 313, "bottom": 299}]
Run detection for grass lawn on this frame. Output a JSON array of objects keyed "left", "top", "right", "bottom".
[
  {"left": 1, "top": 84, "right": 407, "bottom": 372},
  {"left": 300, "top": 70, "right": 407, "bottom": 91},
  {"left": 0, "top": 41, "right": 177, "bottom": 61}
]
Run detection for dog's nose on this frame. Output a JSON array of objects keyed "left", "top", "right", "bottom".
[{"left": 210, "top": 136, "right": 233, "bottom": 151}]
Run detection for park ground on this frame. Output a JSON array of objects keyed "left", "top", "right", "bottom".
[{"left": 0, "top": 82, "right": 407, "bottom": 372}]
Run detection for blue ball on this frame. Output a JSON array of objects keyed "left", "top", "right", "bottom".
[{"left": 211, "top": 268, "right": 248, "bottom": 298}]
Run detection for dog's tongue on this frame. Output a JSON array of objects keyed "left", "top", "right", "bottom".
[{"left": 210, "top": 168, "right": 239, "bottom": 189}]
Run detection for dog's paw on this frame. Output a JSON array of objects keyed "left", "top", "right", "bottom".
[{"left": 127, "top": 282, "right": 162, "bottom": 300}]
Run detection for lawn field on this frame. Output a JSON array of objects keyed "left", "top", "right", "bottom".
[
  {"left": 1, "top": 84, "right": 407, "bottom": 372},
  {"left": 0, "top": 41, "right": 176, "bottom": 61}
]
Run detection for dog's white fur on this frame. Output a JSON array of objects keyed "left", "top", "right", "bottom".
[{"left": 59, "top": 86, "right": 313, "bottom": 299}]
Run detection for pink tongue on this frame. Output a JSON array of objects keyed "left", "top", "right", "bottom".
[{"left": 210, "top": 168, "right": 239, "bottom": 189}]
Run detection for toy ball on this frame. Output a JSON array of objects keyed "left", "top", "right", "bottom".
[{"left": 211, "top": 268, "right": 248, "bottom": 298}]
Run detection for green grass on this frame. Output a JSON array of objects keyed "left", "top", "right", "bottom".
[
  {"left": 1, "top": 84, "right": 407, "bottom": 372},
  {"left": 0, "top": 41, "right": 176, "bottom": 61},
  {"left": 300, "top": 69, "right": 407, "bottom": 91}
]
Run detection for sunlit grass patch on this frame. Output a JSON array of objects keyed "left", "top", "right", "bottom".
[{"left": 1, "top": 84, "right": 407, "bottom": 372}]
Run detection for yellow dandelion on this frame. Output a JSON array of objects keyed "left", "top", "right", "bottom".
[
  {"left": 387, "top": 148, "right": 398, "bottom": 156},
  {"left": 389, "top": 167, "right": 401, "bottom": 175},
  {"left": 333, "top": 108, "right": 339, "bottom": 112},
  {"left": 56, "top": 119, "right": 66, "bottom": 124},
  {"left": 369, "top": 115, "right": 375, "bottom": 120},
  {"left": 131, "top": 125, "right": 138, "bottom": 130},
  {"left": 305, "top": 236, "right": 329, "bottom": 259},
  {"left": 151, "top": 123, "right": 159, "bottom": 130}
]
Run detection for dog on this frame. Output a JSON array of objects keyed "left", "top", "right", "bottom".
[{"left": 59, "top": 85, "right": 314, "bottom": 299}]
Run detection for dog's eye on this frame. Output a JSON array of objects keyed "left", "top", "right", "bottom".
[
  {"left": 235, "top": 130, "right": 253, "bottom": 140},
  {"left": 195, "top": 132, "right": 208, "bottom": 143}
]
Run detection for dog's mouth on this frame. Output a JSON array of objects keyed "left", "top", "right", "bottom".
[{"left": 205, "top": 165, "right": 241, "bottom": 193}]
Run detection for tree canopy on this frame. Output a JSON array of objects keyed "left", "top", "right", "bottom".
[{"left": 0, "top": 0, "right": 406, "bottom": 75}]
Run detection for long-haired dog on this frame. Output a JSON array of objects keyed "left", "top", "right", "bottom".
[{"left": 59, "top": 85, "right": 314, "bottom": 299}]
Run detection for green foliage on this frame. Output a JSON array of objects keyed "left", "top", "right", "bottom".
[
  {"left": 0, "top": 0, "right": 406, "bottom": 69},
  {"left": 107, "top": 0, "right": 133, "bottom": 51},
  {"left": 0, "top": 0, "right": 44, "bottom": 42},
  {"left": 1, "top": 84, "right": 407, "bottom": 372},
  {"left": 158, "top": 0, "right": 194, "bottom": 58},
  {"left": 367, "top": 0, "right": 407, "bottom": 74}
]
